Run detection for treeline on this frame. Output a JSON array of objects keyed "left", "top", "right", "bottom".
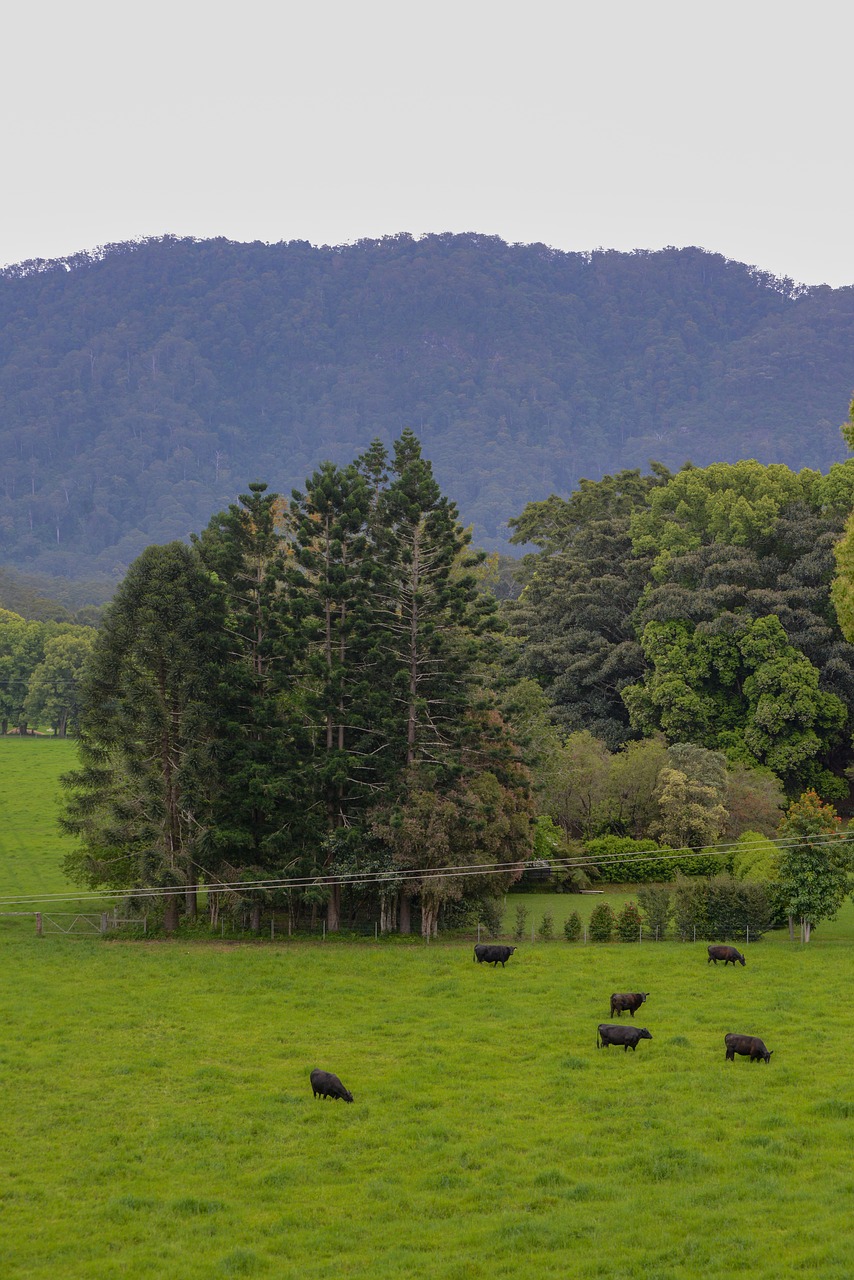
[
  {"left": 0, "top": 611, "right": 95, "bottom": 736},
  {"left": 2, "top": 233, "right": 854, "bottom": 577},
  {"left": 50, "top": 434, "right": 854, "bottom": 938},
  {"left": 62, "top": 433, "right": 533, "bottom": 936},
  {"left": 0, "top": 565, "right": 111, "bottom": 624}
]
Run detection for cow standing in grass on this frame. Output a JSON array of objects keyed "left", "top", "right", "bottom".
[
  {"left": 707, "top": 945, "right": 746, "bottom": 966},
  {"left": 597, "top": 1024, "right": 653, "bottom": 1052},
  {"left": 610, "top": 992, "right": 649, "bottom": 1018},
  {"left": 473, "top": 944, "right": 516, "bottom": 967}
]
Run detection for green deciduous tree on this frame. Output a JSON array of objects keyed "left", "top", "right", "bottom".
[
  {"left": 652, "top": 767, "right": 727, "bottom": 850},
  {"left": 623, "top": 615, "right": 846, "bottom": 794},
  {"left": 24, "top": 628, "right": 94, "bottom": 736},
  {"left": 777, "top": 790, "right": 853, "bottom": 941}
]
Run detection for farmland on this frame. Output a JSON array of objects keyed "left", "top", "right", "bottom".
[{"left": 1, "top": 739, "right": 854, "bottom": 1278}]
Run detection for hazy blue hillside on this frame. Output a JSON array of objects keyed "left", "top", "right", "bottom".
[{"left": 1, "top": 233, "right": 852, "bottom": 577}]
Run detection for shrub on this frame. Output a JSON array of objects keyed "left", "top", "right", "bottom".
[
  {"left": 584, "top": 836, "right": 673, "bottom": 883},
  {"left": 588, "top": 902, "right": 615, "bottom": 941},
  {"left": 673, "top": 874, "right": 774, "bottom": 941},
  {"left": 513, "top": 904, "right": 529, "bottom": 942},
  {"left": 538, "top": 912, "right": 555, "bottom": 940},
  {"left": 672, "top": 846, "right": 734, "bottom": 877},
  {"left": 615, "top": 901, "right": 643, "bottom": 942},
  {"left": 637, "top": 884, "right": 672, "bottom": 940},
  {"left": 563, "top": 911, "right": 582, "bottom": 942},
  {"left": 730, "top": 831, "right": 780, "bottom": 882}
]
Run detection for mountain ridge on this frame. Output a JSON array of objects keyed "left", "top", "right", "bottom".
[{"left": 1, "top": 232, "right": 852, "bottom": 579}]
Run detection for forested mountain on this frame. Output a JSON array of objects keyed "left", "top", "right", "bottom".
[{"left": 2, "top": 232, "right": 853, "bottom": 578}]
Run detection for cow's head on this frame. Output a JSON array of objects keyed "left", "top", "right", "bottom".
[
  {"left": 639, "top": 1028, "right": 652, "bottom": 1040},
  {"left": 508, "top": 946, "right": 517, "bottom": 955},
  {"left": 761, "top": 1049, "right": 772, "bottom": 1063},
  {"left": 640, "top": 992, "right": 650, "bottom": 1002},
  {"left": 738, "top": 954, "right": 746, "bottom": 966}
]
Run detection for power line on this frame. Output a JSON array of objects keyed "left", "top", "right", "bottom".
[{"left": 1, "top": 832, "right": 850, "bottom": 909}]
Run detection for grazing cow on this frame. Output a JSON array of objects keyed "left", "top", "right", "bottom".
[
  {"left": 609, "top": 992, "right": 650, "bottom": 1018},
  {"left": 724, "top": 1034, "right": 773, "bottom": 1064},
  {"left": 310, "top": 1069, "right": 354, "bottom": 1102},
  {"left": 597, "top": 1024, "right": 653, "bottom": 1052},
  {"left": 473, "top": 944, "right": 517, "bottom": 967},
  {"left": 707, "top": 945, "right": 746, "bottom": 967}
]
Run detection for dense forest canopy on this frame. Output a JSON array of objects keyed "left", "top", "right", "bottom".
[{"left": 2, "top": 233, "right": 853, "bottom": 579}]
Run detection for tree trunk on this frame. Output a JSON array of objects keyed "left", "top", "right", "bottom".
[
  {"left": 57, "top": 709, "right": 68, "bottom": 739},
  {"left": 399, "top": 889, "right": 412, "bottom": 935},
  {"left": 185, "top": 884, "right": 198, "bottom": 920},
  {"left": 788, "top": 914, "right": 795, "bottom": 941},
  {"left": 326, "top": 884, "right": 341, "bottom": 933},
  {"left": 803, "top": 917, "right": 811, "bottom": 943},
  {"left": 163, "top": 893, "right": 179, "bottom": 934},
  {"left": 250, "top": 901, "right": 262, "bottom": 934},
  {"left": 209, "top": 891, "right": 220, "bottom": 928},
  {"left": 421, "top": 899, "right": 438, "bottom": 939},
  {"left": 380, "top": 895, "right": 398, "bottom": 934}
]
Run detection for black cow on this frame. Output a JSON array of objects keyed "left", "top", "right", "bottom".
[
  {"left": 724, "top": 1034, "right": 773, "bottom": 1064},
  {"left": 597, "top": 1023, "right": 653, "bottom": 1052},
  {"left": 310, "top": 1069, "right": 354, "bottom": 1102},
  {"left": 707, "top": 945, "right": 746, "bottom": 967},
  {"left": 473, "top": 944, "right": 517, "bottom": 967},
  {"left": 610, "top": 992, "right": 650, "bottom": 1018}
]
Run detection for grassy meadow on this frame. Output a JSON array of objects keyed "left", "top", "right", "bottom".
[
  {"left": 1, "top": 738, "right": 854, "bottom": 1278},
  {"left": 0, "top": 737, "right": 82, "bottom": 904}
]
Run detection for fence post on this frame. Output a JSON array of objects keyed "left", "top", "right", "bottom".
[
  {"left": 36, "top": 912, "right": 43, "bottom": 937},
  {"left": 693, "top": 925, "right": 696, "bottom": 943},
  {"left": 639, "top": 925, "right": 642, "bottom": 944},
  {"left": 144, "top": 914, "right": 148, "bottom": 934},
  {"left": 531, "top": 923, "right": 535, "bottom": 944},
  {"left": 271, "top": 917, "right": 275, "bottom": 940},
  {"left": 746, "top": 924, "right": 750, "bottom": 945},
  {"left": 477, "top": 923, "right": 481, "bottom": 944},
  {"left": 375, "top": 922, "right": 378, "bottom": 941},
  {"left": 322, "top": 920, "right": 326, "bottom": 941},
  {"left": 584, "top": 926, "right": 588, "bottom": 944},
  {"left": 100, "top": 913, "right": 107, "bottom": 934}
]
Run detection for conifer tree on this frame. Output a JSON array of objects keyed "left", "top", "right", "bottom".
[
  {"left": 62, "top": 542, "right": 228, "bottom": 929},
  {"left": 195, "top": 483, "right": 312, "bottom": 931},
  {"left": 289, "top": 461, "right": 380, "bottom": 930}
]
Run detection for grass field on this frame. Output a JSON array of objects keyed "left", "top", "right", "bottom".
[
  {"left": 2, "top": 935, "right": 854, "bottom": 1279},
  {"left": 2, "top": 739, "right": 854, "bottom": 1278},
  {"left": 0, "top": 737, "right": 81, "bottom": 904}
]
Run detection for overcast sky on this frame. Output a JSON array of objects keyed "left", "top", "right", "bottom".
[{"left": 4, "top": 1, "right": 853, "bottom": 285}]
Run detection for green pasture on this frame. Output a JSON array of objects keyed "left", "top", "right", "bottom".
[
  {"left": 2, "top": 934, "right": 854, "bottom": 1279},
  {"left": 2, "top": 737, "right": 854, "bottom": 1278},
  {"left": 0, "top": 738, "right": 81, "bottom": 906}
]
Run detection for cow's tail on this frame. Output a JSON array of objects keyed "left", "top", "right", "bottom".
[
  {"left": 596, "top": 1031, "right": 601, "bottom": 1050},
  {"left": 473, "top": 948, "right": 477, "bottom": 962}
]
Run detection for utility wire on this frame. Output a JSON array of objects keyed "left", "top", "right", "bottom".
[{"left": 1, "top": 832, "right": 850, "bottom": 909}]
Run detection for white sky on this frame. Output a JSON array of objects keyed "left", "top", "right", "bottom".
[{"left": 3, "top": 0, "right": 853, "bottom": 286}]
